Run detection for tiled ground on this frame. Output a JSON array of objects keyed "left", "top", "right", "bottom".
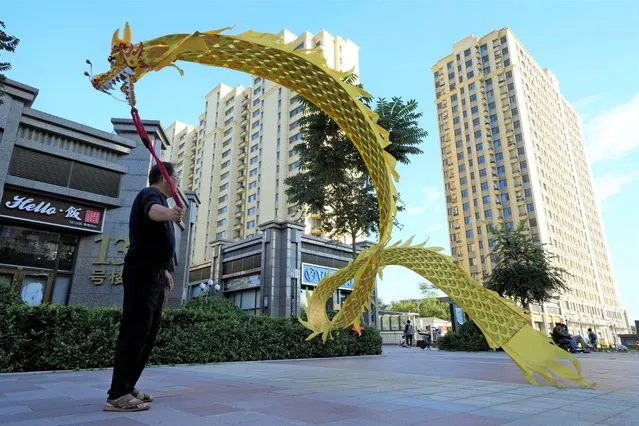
[{"left": 0, "top": 347, "right": 637, "bottom": 425}]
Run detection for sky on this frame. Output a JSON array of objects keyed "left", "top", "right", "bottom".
[{"left": 3, "top": 1, "right": 639, "bottom": 321}]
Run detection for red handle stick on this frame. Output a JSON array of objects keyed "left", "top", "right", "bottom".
[{"left": 130, "top": 107, "right": 184, "bottom": 209}]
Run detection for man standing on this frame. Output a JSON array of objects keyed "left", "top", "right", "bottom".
[
  {"left": 105, "top": 162, "right": 184, "bottom": 412},
  {"left": 404, "top": 320, "right": 415, "bottom": 347}
]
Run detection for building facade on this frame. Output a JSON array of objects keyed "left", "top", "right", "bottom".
[
  {"left": 187, "top": 220, "right": 377, "bottom": 327},
  {"left": 432, "top": 28, "right": 629, "bottom": 342},
  {"left": 0, "top": 78, "right": 198, "bottom": 308},
  {"left": 163, "top": 29, "right": 360, "bottom": 265}
]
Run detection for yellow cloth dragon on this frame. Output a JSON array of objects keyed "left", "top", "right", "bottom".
[{"left": 90, "top": 23, "right": 594, "bottom": 389}]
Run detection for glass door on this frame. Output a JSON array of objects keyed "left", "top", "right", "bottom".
[{"left": 19, "top": 273, "right": 52, "bottom": 306}]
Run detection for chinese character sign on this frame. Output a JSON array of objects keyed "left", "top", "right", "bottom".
[{"left": 91, "top": 235, "right": 129, "bottom": 286}]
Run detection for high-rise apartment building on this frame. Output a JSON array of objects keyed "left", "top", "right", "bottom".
[
  {"left": 164, "top": 29, "right": 359, "bottom": 265},
  {"left": 432, "top": 27, "right": 629, "bottom": 342}
]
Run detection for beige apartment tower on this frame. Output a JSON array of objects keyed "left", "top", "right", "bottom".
[
  {"left": 164, "top": 29, "right": 359, "bottom": 266},
  {"left": 432, "top": 27, "right": 629, "bottom": 343}
]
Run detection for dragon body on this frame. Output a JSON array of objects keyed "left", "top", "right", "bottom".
[{"left": 91, "top": 23, "right": 594, "bottom": 388}]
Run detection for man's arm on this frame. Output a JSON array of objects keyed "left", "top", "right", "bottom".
[{"left": 148, "top": 204, "right": 183, "bottom": 222}]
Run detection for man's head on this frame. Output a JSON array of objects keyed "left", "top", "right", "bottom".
[
  {"left": 148, "top": 162, "right": 178, "bottom": 196},
  {"left": 407, "top": 320, "right": 411, "bottom": 324},
  {"left": 587, "top": 328, "right": 592, "bottom": 332}
]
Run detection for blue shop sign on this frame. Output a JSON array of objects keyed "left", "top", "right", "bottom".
[{"left": 301, "top": 263, "right": 353, "bottom": 290}]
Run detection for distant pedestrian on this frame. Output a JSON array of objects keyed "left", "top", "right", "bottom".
[
  {"left": 404, "top": 320, "right": 415, "bottom": 347},
  {"left": 587, "top": 328, "right": 598, "bottom": 351},
  {"left": 104, "top": 162, "right": 183, "bottom": 412}
]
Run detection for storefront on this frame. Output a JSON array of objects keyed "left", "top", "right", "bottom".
[
  {"left": 0, "top": 77, "right": 198, "bottom": 308},
  {"left": 186, "top": 220, "right": 377, "bottom": 326},
  {"left": 0, "top": 188, "right": 106, "bottom": 305}
]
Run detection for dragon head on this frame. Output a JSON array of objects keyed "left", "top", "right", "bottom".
[{"left": 89, "top": 23, "right": 149, "bottom": 106}]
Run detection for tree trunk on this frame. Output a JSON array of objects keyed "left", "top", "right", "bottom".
[{"left": 351, "top": 229, "right": 357, "bottom": 259}]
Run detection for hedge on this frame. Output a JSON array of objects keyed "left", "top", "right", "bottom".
[
  {"left": 0, "top": 284, "right": 382, "bottom": 372},
  {"left": 436, "top": 320, "right": 490, "bottom": 352}
]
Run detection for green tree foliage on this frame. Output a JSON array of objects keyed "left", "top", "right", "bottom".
[
  {"left": 0, "top": 21, "right": 20, "bottom": 105},
  {"left": 388, "top": 283, "right": 450, "bottom": 320},
  {"left": 484, "top": 221, "right": 569, "bottom": 310}
]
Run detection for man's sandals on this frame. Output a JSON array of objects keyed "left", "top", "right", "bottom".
[{"left": 104, "top": 389, "right": 154, "bottom": 412}]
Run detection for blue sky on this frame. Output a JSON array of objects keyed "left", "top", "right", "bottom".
[{"left": 3, "top": 1, "right": 638, "bottom": 321}]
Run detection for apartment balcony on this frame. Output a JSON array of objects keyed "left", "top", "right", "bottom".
[
  {"left": 238, "top": 150, "right": 247, "bottom": 160},
  {"left": 236, "top": 184, "right": 245, "bottom": 193},
  {"left": 236, "top": 197, "right": 243, "bottom": 205},
  {"left": 502, "top": 103, "right": 510, "bottom": 113},
  {"left": 235, "top": 210, "right": 243, "bottom": 218},
  {"left": 236, "top": 174, "right": 245, "bottom": 182}
]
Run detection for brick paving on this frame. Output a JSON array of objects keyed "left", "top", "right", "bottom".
[{"left": 0, "top": 347, "right": 637, "bottom": 425}]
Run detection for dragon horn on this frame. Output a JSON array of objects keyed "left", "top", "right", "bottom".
[
  {"left": 112, "top": 29, "right": 121, "bottom": 48},
  {"left": 123, "top": 22, "right": 132, "bottom": 44}
]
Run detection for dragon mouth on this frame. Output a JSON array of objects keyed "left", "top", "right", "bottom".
[{"left": 97, "top": 66, "right": 135, "bottom": 102}]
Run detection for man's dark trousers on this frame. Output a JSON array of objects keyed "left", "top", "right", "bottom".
[{"left": 108, "top": 258, "right": 165, "bottom": 399}]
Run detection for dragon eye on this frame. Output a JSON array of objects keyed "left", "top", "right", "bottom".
[{"left": 108, "top": 56, "right": 116, "bottom": 64}]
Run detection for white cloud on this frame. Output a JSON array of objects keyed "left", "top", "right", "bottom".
[
  {"left": 404, "top": 186, "right": 443, "bottom": 216},
  {"left": 585, "top": 94, "right": 639, "bottom": 165},
  {"left": 594, "top": 170, "right": 639, "bottom": 203}
]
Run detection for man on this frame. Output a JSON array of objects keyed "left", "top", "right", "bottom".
[
  {"left": 104, "top": 162, "right": 183, "bottom": 412},
  {"left": 404, "top": 320, "right": 415, "bottom": 347},
  {"left": 587, "top": 328, "right": 598, "bottom": 351},
  {"left": 552, "top": 322, "right": 578, "bottom": 353}
]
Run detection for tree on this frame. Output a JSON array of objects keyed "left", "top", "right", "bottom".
[
  {"left": 284, "top": 76, "right": 428, "bottom": 258},
  {"left": 389, "top": 297, "right": 451, "bottom": 321},
  {"left": 0, "top": 21, "right": 20, "bottom": 105},
  {"left": 484, "top": 221, "right": 569, "bottom": 311}
]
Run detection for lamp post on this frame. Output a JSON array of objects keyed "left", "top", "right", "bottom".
[{"left": 199, "top": 279, "right": 221, "bottom": 296}]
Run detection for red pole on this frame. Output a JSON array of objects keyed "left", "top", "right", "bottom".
[{"left": 130, "top": 107, "right": 183, "bottom": 208}]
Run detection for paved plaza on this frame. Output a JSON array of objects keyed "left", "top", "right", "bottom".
[{"left": 0, "top": 346, "right": 637, "bottom": 425}]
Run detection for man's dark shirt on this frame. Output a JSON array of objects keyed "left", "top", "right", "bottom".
[{"left": 126, "top": 187, "right": 175, "bottom": 270}]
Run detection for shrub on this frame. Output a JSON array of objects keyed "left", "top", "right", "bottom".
[
  {"left": 0, "top": 288, "right": 382, "bottom": 372},
  {"left": 436, "top": 321, "right": 490, "bottom": 352}
]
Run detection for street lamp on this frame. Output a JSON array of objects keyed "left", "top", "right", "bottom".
[{"left": 198, "top": 279, "right": 221, "bottom": 295}]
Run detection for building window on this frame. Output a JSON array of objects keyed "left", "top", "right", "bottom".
[
  {"left": 223, "top": 138, "right": 232, "bottom": 147},
  {"left": 217, "top": 218, "right": 227, "bottom": 226},
  {"left": 289, "top": 133, "right": 303, "bottom": 143},
  {"left": 220, "top": 171, "right": 230, "bottom": 180},
  {"left": 479, "top": 169, "right": 487, "bottom": 177},
  {"left": 251, "top": 144, "right": 258, "bottom": 152},
  {"left": 225, "top": 107, "right": 234, "bottom": 116},
  {"left": 483, "top": 195, "right": 490, "bottom": 204},
  {"left": 464, "top": 48, "right": 471, "bottom": 57},
  {"left": 220, "top": 183, "right": 229, "bottom": 191},
  {"left": 219, "top": 194, "right": 228, "bottom": 203},
  {"left": 249, "top": 181, "right": 257, "bottom": 189},
  {"left": 499, "top": 179, "right": 507, "bottom": 188},
  {"left": 222, "top": 160, "right": 230, "bottom": 168},
  {"left": 497, "top": 166, "right": 505, "bottom": 175},
  {"left": 481, "top": 182, "right": 489, "bottom": 191},
  {"left": 485, "top": 209, "right": 493, "bottom": 218},
  {"left": 218, "top": 206, "right": 228, "bottom": 214},
  {"left": 458, "top": 164, "right": 465, "bottom": 172},
  {"left": 224, "top": 128, "right": 232, "bottom": 136},
  {"left": 463, "top": 202, "right": 470, "bottom": 211},
  {"left": 216, "top": 231, "right": 226, "bottom": 239},
  {"left": 222, "top": 149, "right": 231, "bottom": 158},
  {"left": 503, "top": 207, "right": 512, "bottom": 217},
  {"left": 251, "top": 132, "right": 259, "bottom": 141},
  {"left": 527, "top": 203, "right": 535, "bottom": 212},
  {"left": 249, "top": 168, "right": 257, "bottom": 177},
  {"left": 250, "top": 156, "right": 258, "bottom": 165},
  {"left": 224, "top": 117, "right": 233, "bottom": 126},
  {"left": 247, "top": 221, "right": 255, "bottom": 229},
  {"left": 252, "top": 109, "right": 260, "bottom": 117},
  {"left": 248, "top": 194, "right": 256, "bottom": 202},
  {"left": 466, "top": 230, "right": 474, "bottom": 238},
  {"left": 248, "top": 207, "right": 256, "bottom": 216},
  {"left": 290, "top": 106, "right": 303, "bottom": 117},
  {"left": 501, "top": 193, "right": 509, "bottom": 202}
]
